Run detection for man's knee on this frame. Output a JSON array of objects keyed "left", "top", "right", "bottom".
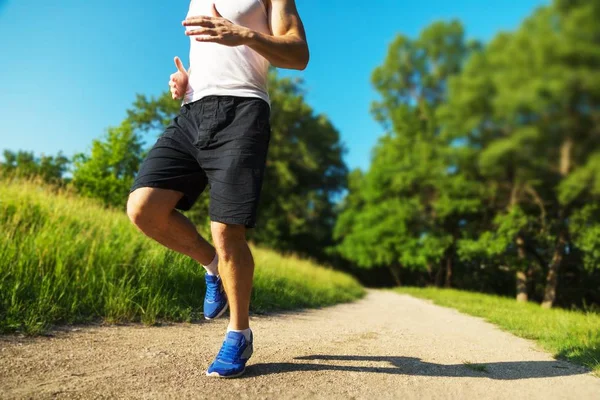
[
  {"left": 211, "top": 222, "right": 246, "bottom": 260},
  {"left": 127, "top": 190, "right": 151, "bottom": 229},
  {"left": 127, "top": 188, "right": 178, "bottom": 231}
]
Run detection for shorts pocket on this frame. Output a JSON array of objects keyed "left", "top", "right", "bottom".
[
  {"left": 193, "top": 99, "right": 236, "bottom": 149},
  {"left": 193, "top": 102, "right": 216, "bottom": 148},
  {"left": 194, "top": 126, "right": 215, "bottom": 149}
]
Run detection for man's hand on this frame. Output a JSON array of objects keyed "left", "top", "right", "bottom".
[
  {"left": 183, "top": 4, "right": 251, "bottom": 47},
  {"left": 169, "top": 56, "right": 189, "bottom": 100},
  {"left": 183, "top": 0, "right": 309, "bottom": 70}
]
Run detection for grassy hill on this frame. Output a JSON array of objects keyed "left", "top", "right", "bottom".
[{"left": 0, "top": 178, "right": 364, "bottom": 334}]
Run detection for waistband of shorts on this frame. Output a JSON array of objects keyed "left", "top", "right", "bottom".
[{"left": 183, "top": 95, "right": 270, "bottom": 109}]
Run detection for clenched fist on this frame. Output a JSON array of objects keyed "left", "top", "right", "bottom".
[{"left": 169, "top": 56, "right": 189, "bottom": 100}]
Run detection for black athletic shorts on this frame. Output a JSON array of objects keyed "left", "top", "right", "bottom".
[{"left": 130, "top": 95, "right": 271, "bottom": 228}]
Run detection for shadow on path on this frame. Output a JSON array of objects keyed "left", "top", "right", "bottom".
[{"left": 246, "top": 354, "right": 587, "bottom": 380}]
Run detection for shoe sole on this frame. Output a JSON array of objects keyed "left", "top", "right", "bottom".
[
  {"left": 204, "top": 302, "right": 229, "bottom": 320},
  {"left": 206, "top": 367, "right": 246, "bottom": 379}
]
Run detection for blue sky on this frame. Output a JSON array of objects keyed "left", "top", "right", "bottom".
[{"left": 0, "top": 0, "right": 548, "bottom": 171}]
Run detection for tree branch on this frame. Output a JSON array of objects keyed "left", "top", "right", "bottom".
[{"left": 525, "top": 184, "right": 547, "bottom": 230}]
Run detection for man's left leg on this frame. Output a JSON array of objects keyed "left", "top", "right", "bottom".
[
  {"left": 206, "top": 222, "right": 255, "bottom": 378},
  {"left": 211, "top": 222, "right": 254, "bottom": 331},
  {"left": 198, "top": 96, "right": 270, "bottom": 378}
]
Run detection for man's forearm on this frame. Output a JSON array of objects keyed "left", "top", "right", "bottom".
[{"left": 244, "top": 31, "right": 309, "bottom": 70}]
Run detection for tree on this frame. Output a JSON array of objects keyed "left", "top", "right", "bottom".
[
  {"left": 440, "top": 32, "right": 546, "bottom": 302},
  {"left": 72, "top": 121, "right": 143, "bottom": 208},
  {"left": 1, "top": 149, "right": 70, "bottom": 184},
  {"left": 335, "top": 21, "right": 479, "bottom": 285},
  {"left": 255, "top": 73, "right": 347, "bottom": 257},
  {"left": 442, "top": 0, "right": 600, "bottom": 306}
]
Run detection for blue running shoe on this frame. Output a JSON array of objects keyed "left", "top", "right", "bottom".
[
  {"left": 204, "top": 274, "right": 228, "bottom": 320},
  {"left": 206, "top": 331, "right": 254, "bottom": 378}
]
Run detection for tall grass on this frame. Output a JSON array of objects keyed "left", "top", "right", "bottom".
[
  {"left": 0, "top": 178, "right": 364, "bottom": 334},
  {"left": 397, "top": 287, "right": 600, "bottom": 376}
]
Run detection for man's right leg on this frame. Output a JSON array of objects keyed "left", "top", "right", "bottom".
[
  {"left": 127, "top": 187, "right": 215, "bottom": 266},
  {"left": 127, "top": 187, "right": 229, "bottom": 320}
]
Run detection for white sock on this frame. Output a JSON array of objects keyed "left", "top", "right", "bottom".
[
  {"left": 227, "top": 327, "right": 252, "bottom": 341},
  {"left": 203, "top": 253, "right": 219, "bottom": 276}
]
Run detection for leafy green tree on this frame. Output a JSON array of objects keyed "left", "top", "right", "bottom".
[
  {"left": 336, "top": 21, "right": 479, "bottom": 285},
  {"left": 442, "top": 0, "right": 600, "bottom": 306},
  {"left": 72, "top": 121, "right": 143, "bottom": 208},
  {"left": 440, "top": 32, "right": 546, "bottom": 301},
  {"left": 1, "top": 149, "right": 70, "bottom": 184},
  {"left": 256, "top": 73, "right": 347, "bottom": 257}
]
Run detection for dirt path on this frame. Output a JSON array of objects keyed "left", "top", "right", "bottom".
[{"left": 1, "top": 291, "right": 599, "bottom": 399}]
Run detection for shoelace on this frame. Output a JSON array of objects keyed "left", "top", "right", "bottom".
[
  {"left": 217, "top": 339, "right": 242, "bottom": 362},
  {"left": 206, "top": 278, "right": 221, "bottom": 301}
]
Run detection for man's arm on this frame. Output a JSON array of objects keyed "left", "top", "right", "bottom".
[
  {"left": 247, "top": 0, "right": 309, "bottom": 70},
  {"left": 183, "top": 0, "right": 309, "bottom": 70}
]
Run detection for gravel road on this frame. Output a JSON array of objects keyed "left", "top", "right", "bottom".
[{"left": 1, "top": 290, "right": 599, "bottom": 399}]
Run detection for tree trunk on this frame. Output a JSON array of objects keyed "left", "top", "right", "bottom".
[
  {"left": 426, "top": 262, "right": 434, "bottom": 285},
  {"left": 516, "top": 271, "right": 528, "bottom": 302},
  {"left": 527, "top": 262, "right": 537, "bottom": 301},
  {"left": 541, "top": 137, "right": 572, "bottom": 308},
  {"left": 444, "top": 255, "right": 452, "bottom": 288},
  {"left": 389, "top": 265, "right": 402, "bottom": 286},
  {"left": 542, "top": 231, "right": 567, "bottom": 309},
  {"left": 559, "top": 137, "right": 573, "bottom": 176},
  {"left": 435, "top": 262, "right": 444, "bottom": 288},
  {"left": 515, "top": 236, "right": 528, "bottom": 302}
]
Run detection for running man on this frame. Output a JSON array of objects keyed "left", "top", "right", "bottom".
[{"left": 126, "top": 0, "right": 308, "bottom": 378}]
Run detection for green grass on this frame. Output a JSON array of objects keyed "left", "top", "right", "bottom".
[
  {"left": 396, "top": 287, "right": 600, "bottom": 376},
  {"left": 0, "top": 178, "right": 364, "bottom": 334}
]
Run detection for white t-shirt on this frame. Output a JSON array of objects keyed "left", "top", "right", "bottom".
[{"left": 184, "top": 0, "right": 271, "bottom": 105}]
